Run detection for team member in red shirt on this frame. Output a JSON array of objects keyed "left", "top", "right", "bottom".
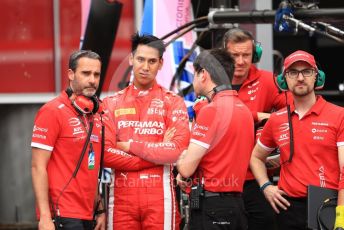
[
  {"left": 223, "top": 28, "right": 289, "bottom": 229},
  {"left": 177, "top": 48, "right": 254, "bottom": 230},
  {"left": 103, "top": 33, "right": 190, "bottom": 229},
  {"left": 31, "top": 50, "right": 154, "bottom": 230},
  {"left": 250, "top": 50, "right": 344, "bottom": 229}
]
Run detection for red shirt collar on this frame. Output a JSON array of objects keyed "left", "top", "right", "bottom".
[{"left": 290, "top": 95, "right": 326, "bottom": 116}]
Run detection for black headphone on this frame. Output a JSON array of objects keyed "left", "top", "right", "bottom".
[
  {"left": 65, "top": 87, "right": 101, "bottom": 115},
  {"left": 199, "top": 84, "right": 232, "bottom": 103},
  {"left": 190, "top": 84, "right": 232, "bottom": 121}
]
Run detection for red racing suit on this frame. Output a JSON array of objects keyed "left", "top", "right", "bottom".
[{"left": 103, "top": 82, "right": 190, "bottom": 230}]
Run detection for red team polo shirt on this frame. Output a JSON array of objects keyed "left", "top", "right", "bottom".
[
  {"left": 237, "top": 65, "right": 290, "bottom": 180},
  {"left": 258, "top": 96, "right": 344, "bottom": 197},
  {"left": 237, "top": 65, "right": 287, "bottom": 122},
  {"left": 191, "top": 91, "right": 254, "bottom": 192},
  {"left": 31, "top": 92, "right": 103, "bottom": 220}
]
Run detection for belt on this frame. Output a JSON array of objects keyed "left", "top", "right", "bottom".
[{"left": 202, "top": 190, "right": 242, "bottom": 198}]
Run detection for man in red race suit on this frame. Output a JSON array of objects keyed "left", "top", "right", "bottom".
[
  {"left": 103, "top": 33, "right": 190, "bottom": 229},
  {"left": 223, "top": 28, "right": 290, "bottom": 229},
  {"left": 250, "top": 50, "right": 344, "bottom": 229},
  {"left": 177, "top": 48, "right": 254, "bottom": 230}
]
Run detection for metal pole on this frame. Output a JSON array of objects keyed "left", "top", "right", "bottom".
[
  {"left": 134, "top": 0, "right": 143, "bottom": 31},
  {"left": 211, "top": 0, "right": 233, "bottom": 47},
  {"left": 208, "top": 8, "right": 344, "bottom": 24},
  {"left": 53, "top": 0, "right": 61, "bottom": 94}
]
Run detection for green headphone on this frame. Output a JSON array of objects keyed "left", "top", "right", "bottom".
[
  {"left": 253, "top": 43, "right": 263, "bottom": 63},
  {"left": 276, "top": 69, "right": 326, "bottom": 91}
]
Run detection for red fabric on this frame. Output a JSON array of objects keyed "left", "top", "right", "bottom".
[
  {"left": 237, "top": 65, "right": 290, "bottom": 180},
  {"left": 103, "top": 82, "right": 189, "bottom": 229},
  {"left": 190, "top": 90, "right": 254, "bottom": 192},
  {"left": 283, "top": 50, "right": 317, "bottom": 72},
  {"left": 31, "top": 91, "right": 102, "bottom": 220},
  {"left": 258, "top": 96, "right": 344, "bottom": 197}
]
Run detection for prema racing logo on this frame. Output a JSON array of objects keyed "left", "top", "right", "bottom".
[{"left": 118, "top": 121, "right": 165, "bottom": 135}]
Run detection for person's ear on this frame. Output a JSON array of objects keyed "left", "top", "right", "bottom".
[
  {"left": 158, "top": 58, "right": 164, "bottom": 70},
  {"left": 129, "top": 53, "right": 134, "bottom": 66},
  {"left": 68, "top": 69, "right": 74, "bottom": 81}
]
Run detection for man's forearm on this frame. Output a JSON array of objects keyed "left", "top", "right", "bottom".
[
  {"left": 32, "top": 166, "right": 52, "bottom": 218},
  {"left": 250, "top": 156, "right": 270, "bottom": 186}
]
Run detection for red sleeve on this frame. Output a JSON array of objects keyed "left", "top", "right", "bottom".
[
  {"left": 257, "top": 115, "right": 278, "bottom": 151},
  {"left": 31, "top": 105, "right": 60, "bottom": 151},
  {"left": 129, "top": 95, "right": 190, "bottom": 164},
  {"left": 104, "top": 148, "right": 155, "bottom": 171},
  {"left": 336, "top": 110, "right": 344, "bottom": 189},
  {"left": 102, "top": 97, "right": 155, "bottom": 170}
]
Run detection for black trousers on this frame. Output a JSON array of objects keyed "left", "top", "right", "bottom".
[
  {"left": 189, "top": 194, "right": 247, "bottom": 230},
  {"left": 243, "top": 179, "right": 278, "bottom": 230},
  {"left": 54, "top": 217, "right": 95, "bottom": 230},
  {"left": 277, "top": 197, "right": 310, "bottom": 230}
]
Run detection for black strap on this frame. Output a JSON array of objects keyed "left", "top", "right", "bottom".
[
  {"left": 98, "top": 122, "right": 105, "bottom": 181},
  {"left": 93, "top": 116, "right": 106, "bottom": 220},
  {"left": 73, "top": 121, "right": 94, "bottom": 178}
]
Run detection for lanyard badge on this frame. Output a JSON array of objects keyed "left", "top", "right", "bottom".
[{"left": 88, "top": 143, "right": 95, "bottom": 170}]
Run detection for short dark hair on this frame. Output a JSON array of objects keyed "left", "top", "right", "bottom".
[
  {"left": 131, "top": 32, "right": 166, "bottom": 58},
  {"left": 193, "top": 48, "right": 235, "bottom": 86},
  {"left": 69, "top": 50, "right": 101, "bottom": 72},
  {"left": 222, "top": 28, "right": 255, "bottom": 49}
]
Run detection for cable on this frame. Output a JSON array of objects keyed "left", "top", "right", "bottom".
[
  {"left": 169, "top": 31, "right": 207, "bottom": 91},
  {"left": 54, "top": 117, "right": 94, "bottom": 217},
  {"left": 286, "top": 103, "right": 294, "bottom": 163},
  {"left": 164, "top": 24, "right": 198, "bottom": 47},
  {"left": 317, "top": 197, "right": 337, "bottom": 230},
  {"left": 160, "top": 16, "right": 208, "bottom": 41}
]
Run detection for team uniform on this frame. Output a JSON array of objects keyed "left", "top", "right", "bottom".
[
  {"left": 31, "top": 91, "right": 103, "bottom": 221},
  {"left": 31, "top": 91, "right": 154, "bottom": 223},
  {"left": 258, "top": 96, "right": 344, "bottom": 229},
  {"left": 189, "top": 90, "right": 254, "bottom": 230},
  {"left": 103, "top": 83, "right": 190, "bottom": 230},
  {"left": 235, "top": 65, "right": 288, "bottom": 229}
]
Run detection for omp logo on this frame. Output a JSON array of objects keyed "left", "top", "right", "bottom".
[
  {"left": 69, "top": 117, "right": 81, "bottom": 127},
  {"left": 150, "top": 99, "right": 164, "bottom": 108},
  {"left": 278, "top": 123, "right": 289, "bottom": 132},
  {"left": 115, "top": 108, "right": 136, "bottom": 117}
]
